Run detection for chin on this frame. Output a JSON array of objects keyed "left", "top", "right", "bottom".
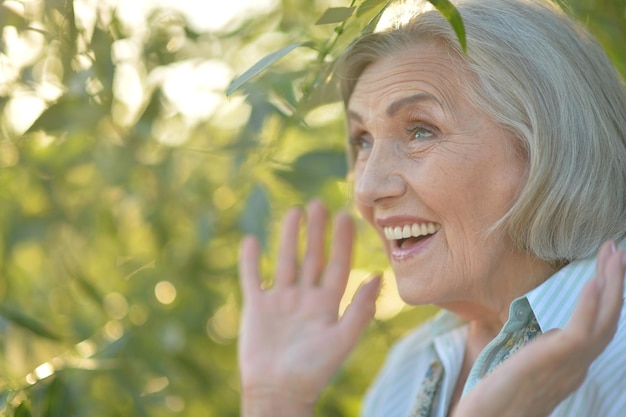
[{"left": 394, "top": 277, "right": 440, "bottom": 306}]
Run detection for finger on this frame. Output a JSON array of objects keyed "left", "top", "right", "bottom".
[
  {"left": 564, "top": 246, "right": 625, "bottom": 361},
  {"left": 239, "top": 235, "right": 263, "bottom": 301},
  {"left": 275, "top": 207, "right": 302, "bottom": 286},
  {"left": 596, "top": 240, "right": 616, "bottom": 281},
  {"left": 567, "top": 240, "right": 617, "bottom": 335},
  {"left": 594, "top": 248, "right": 626, "bottom": 340},
  {"left": 321, "top": 211, "right": 355, "bottom": 300},
  {"left": 337, "top": 276, "right": 381, "bottom": 352},
  {"left": 300, "top": 200, "right": 328, "bottom": 286},
  {"left": 565, "top": 269, "right": 601, "bottom": 342}
]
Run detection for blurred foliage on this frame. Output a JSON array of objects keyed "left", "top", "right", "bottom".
[{"left": 0, "top": 0, "right": 623, "bottom": 416}]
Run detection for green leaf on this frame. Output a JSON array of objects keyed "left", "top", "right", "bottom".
[
  {"left": 356, "top": 0, "right": 389, "bottom": 17},
  {"left": 14, "top": 402, "right": 33, "bottom": 417},
  {"left": 357, "top": 0, "right": 392, "bottom": 37},
  {"left": 226, "top": 42, "right": 313, "bottom": 96},
  {"left": 275, "top": 150, "right": 348, "bottom": 196},
  {"left": 26, "top": 94, "right": 106, "bottom": 134},
  {"left": 315, "top": 7, "right": 356, "bottom": 25},
  {"left": 295, "top": 150, "right": 348, "bottom": 178},
  {"left": 238, "top": 184, "right": 271, "bottom": 248},
  {"left": 298, "top": 64, "right": 341, "bottom": 113},
  {"left": 0, "top": 304, "right": 61, "bottom": 341},
  {"left": 73, "top": 272, "right": 104, "bottom": 307},
  {"left": 90, "top": 26, "right": 115, "bottom": 104},
  {"left": 428, "top": 0, "right": 467, "bottom": 52},
  {"left": 41, "top": 375, "right": 71, "bottom": 417}
]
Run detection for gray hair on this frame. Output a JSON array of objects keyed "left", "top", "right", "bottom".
[{"left": 338, "top": 0, "right": 626, "bottom": 262}]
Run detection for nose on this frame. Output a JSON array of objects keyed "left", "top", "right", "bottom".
[{"left": 354, "top": 143, "right": 406, "bottom": 207}]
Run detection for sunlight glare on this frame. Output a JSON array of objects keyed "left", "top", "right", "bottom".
[
  {"left": 4, "top": 94, "right": 45, "bottom": 135},
  {"left": 340, "top": 269, "right": 407, "bottom": 320},
  {"left": 34, "top": 362, "right": 54, "bottom": 380},
  {"left": 112, "top": 62, "right": 145, "bottom": 126},
  {"left": 133, "top": 0, "right": 279, "bottom": 33},
  {"left": 159, "top": 60, "right": 232, "bottom": 122}
]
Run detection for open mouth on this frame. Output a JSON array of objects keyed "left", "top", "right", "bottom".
[
  {"left": 383, "top": 222, "right": 441, "bottom": 250},
  {"left": 397, "top": 235, "right": 429, "bottom": 249}
]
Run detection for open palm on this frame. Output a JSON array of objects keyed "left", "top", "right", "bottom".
[{"left": 238, "top": 201, "right": 380, "bottom": 415}]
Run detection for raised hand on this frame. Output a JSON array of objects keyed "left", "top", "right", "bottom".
[
  {"left": 238, "top": 200, "right": 381, "bottom": 417},
  {"left": 454, "top": 241, "right": 626, "bottom": 417}
]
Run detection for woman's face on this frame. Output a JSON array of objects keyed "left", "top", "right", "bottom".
[{"left": 348, "top": 42, "right": 538, "bottom": 308}]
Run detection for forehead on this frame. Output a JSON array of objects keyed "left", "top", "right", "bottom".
[{"left": 347, "top": 42, "right": 469, "bottom": 115}]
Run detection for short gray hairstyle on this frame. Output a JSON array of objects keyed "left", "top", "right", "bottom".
[{"left": 338, "top": 0, "right": 626, "bottom": 262}]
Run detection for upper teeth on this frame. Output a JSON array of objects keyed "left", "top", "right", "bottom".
[{"left": 383, "top": 223, "right": 441, "bottom": 240}]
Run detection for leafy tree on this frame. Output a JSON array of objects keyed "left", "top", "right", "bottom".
[{"left": 0, "top": 0, "right": 623, "bottom": 416}]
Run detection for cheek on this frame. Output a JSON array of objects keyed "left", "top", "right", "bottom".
[
  {"left": 436, "top": 149, "right": 523, "bottom": 213},
  {"left": 472, "top": 157, "right": 526, "bottom": 215}
]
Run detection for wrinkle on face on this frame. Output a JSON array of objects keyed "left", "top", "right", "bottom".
[{"left": 347, "top": 41, "right": 552, "bottom": 322}]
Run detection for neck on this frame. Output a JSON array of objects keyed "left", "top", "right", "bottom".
[{"left": 439, "top": 255, "right": 561, "bottom": 335}]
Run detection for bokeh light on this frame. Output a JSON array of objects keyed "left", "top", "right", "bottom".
[{"left": 154, "top": 280, "right": 177, "bottom": 305}]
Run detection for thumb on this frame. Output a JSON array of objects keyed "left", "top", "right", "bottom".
[{"left": 337, "top": 275, "right": 381, "bottom": 351}]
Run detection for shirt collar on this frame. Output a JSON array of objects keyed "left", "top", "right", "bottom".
[
  {"left": 429, "top": 309, "right": 467, "bottom": 337},
  {"left": 525, "top": 239, "right": 626, "bottom": 332}
]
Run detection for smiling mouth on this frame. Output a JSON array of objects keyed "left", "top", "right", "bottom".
[{"left": 383, "top": 222, "right": 441, "bottom": 250}]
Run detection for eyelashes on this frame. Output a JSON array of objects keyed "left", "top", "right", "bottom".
[
  {"left": 349, "top": 134, "right": 371, "bottom": 151},
  {"left": 349, "top": 122, "right": 439, "bottom": 151},
  {"left": 405, "top": 123, "right": 438, "bottom": 141}
]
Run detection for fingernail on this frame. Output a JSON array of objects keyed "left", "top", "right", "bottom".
[
  {"left": 368, "top": 272, "right": 383, "bottom": 292},
  {"left": 611, "top": 241, "right": 617, "bottom": 254}
]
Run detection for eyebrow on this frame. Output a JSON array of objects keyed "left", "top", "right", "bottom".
[
  {"left": 347, "top": 92, "right": 441, "bottom": 123},
  {"left": 346, "top": 109, "right": 363, "bottom": 123},
  {"left": 386, "top": 93, "right": 440, "bottom": 117}
]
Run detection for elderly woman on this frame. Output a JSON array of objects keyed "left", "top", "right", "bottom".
[{"left": 238, "top": 0, "right": 626, "bottom": 416}]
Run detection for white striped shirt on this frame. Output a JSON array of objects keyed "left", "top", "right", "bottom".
[{"left": 361, "top": 243, "right": 626, "bottom": 417}]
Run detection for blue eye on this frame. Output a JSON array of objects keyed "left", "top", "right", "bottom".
[
  {"left": 349, "top": 135, "right": 371, "bottom": 150},
  {"left": 406, "top": 125, "right": 435, "bottom": 140}
]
